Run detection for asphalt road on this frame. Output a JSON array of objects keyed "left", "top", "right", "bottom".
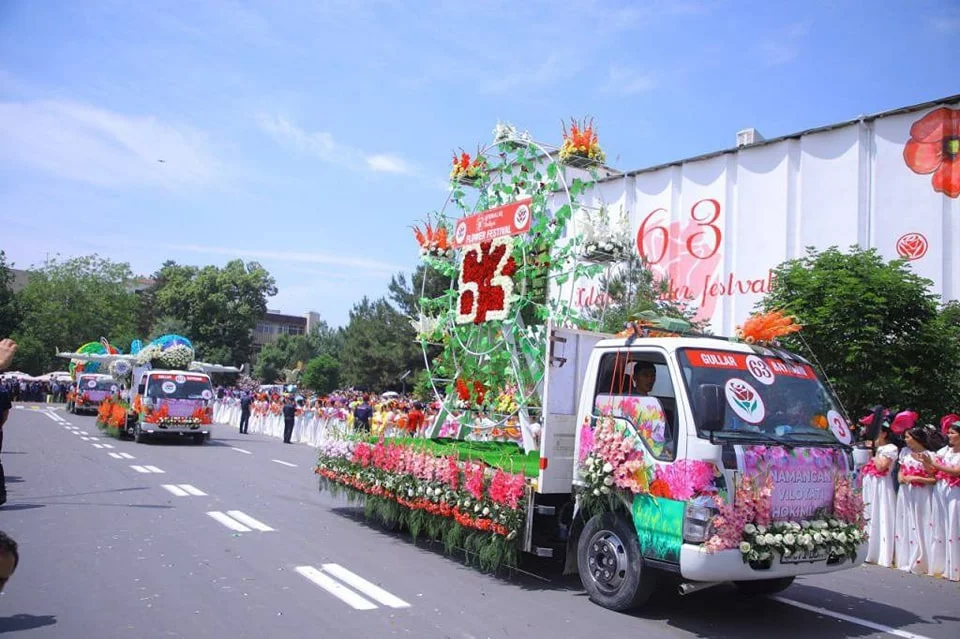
[{"left": 1, "top": 404, "right": 958, "bottom": 639}]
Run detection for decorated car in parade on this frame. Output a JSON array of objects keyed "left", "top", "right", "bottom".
[{"left": 315, "top": 119, "right": 867, "bottom": 612}]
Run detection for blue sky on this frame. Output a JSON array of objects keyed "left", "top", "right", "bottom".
[{"left": 1, "top": 0, "right": 957, "bottom": 327}]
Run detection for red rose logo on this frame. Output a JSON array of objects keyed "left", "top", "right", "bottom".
[
  {"left": 903, "top": 107, "right": 960, "bottom": 199},
  {"left": 896, "top": 233, "right": 928, "bottom": 261},
  {"left": 730, "top": 382, "right": 753, "bottom": 403}
]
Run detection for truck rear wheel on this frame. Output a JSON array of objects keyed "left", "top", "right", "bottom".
[
  {"left": 577, "top": 512, "right": 655, "bottom": 612},
  {"left": 734, "top": 577, "right": 795, "bottom": 596}
]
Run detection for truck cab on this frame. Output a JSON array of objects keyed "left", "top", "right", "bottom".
[
  {"left": 130, "top": 370, "right": 215, "bottom": 444},
  {"left": 69, "top": 373, "right": 118, "bottom": 415},
  {"left": 531, "top": 326, "right": 863, "bottom": 611}
]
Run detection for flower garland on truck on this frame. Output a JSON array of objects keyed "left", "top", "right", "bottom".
[{"left": 316, "top": 437, "right": 528, "bottom": 570}]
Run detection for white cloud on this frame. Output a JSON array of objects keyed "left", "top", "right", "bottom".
[
  {"left": 168, "top": 242, "right": 407, "bottom": 275},
  {"left": 366, "top": 154, "right": 414, "bottom": 175},
  {"left": 257, "top": 113, "right": 417, "bottom": 175},
  {"left": 0, "top": 99, "right": 221, "bottom": 189},
  {"left": 932, "top": 13, "right": 960, "bottom": 32},
  {"left": 603, "top": 66, "right": 657, "bottom": 96}
]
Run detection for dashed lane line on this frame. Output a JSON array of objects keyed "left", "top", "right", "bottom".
[
  {"left": 130, "top": 465, "right": 164, "bottom": 474},
  {"left": 161, "top": 484, "right": 207, "bottom": 497},
  {"left": 296, "top": 566, "right": 378, "bottom": 611},
  {"left": 320, "top": 563, "right": 410, "bottom": 609},
  {"left": 272, "top": 459, "right": 297, "bottom": 467},
  {"left": 230, "top": 447, "right": 252, "bottom": 455},
  {"left": 206, "top": 511, "right": 273, "bottom": 533}
]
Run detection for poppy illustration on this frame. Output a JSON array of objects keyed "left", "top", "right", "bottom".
[{"left": 903, "top": 107, "right": 960, "bottom": 198}]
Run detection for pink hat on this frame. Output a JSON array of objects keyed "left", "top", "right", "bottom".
[
  {"left": 942, "top": 414, "right": 960, "bottom": 436},
  {"left": 890, "top": 411, "right": 918, "bottom": 435},
  {"left": 858, "top": 409, "right": 890, "bottom": 427}
]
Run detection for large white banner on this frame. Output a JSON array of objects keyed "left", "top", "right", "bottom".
[{"left": 559, "top": 98, "right": 960, "bottom": 335}]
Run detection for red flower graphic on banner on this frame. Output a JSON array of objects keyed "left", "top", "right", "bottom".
[
  {"left": 903, "top": 107, "right": 960, "bottom": 198},
  {"left": 896, "top": 233, "right": 928, "bottom": 261}
]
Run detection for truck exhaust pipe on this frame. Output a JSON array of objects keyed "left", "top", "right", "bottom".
[{"left": 678, "top": 581, "right": 722, "bottom": 596}]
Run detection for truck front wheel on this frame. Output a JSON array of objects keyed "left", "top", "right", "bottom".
[
  {"left": 577, "top": 512, "right": 655, "bottom": 612},
  {"left": 734, "top": 577, "right": 795, "bottom": 596}
]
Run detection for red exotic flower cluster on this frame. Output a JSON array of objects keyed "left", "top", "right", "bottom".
[
  {"left": 455, "top": 378, "right": 487, "bottom": 406},
  {"left": 144, "top": 404, "right": 170, "bottom": 424},
  {"left": 413, "top": 223, "right": 452, "bottom": 257},
  {"left": 450, "top": 150, "right": 486, "bottom": 181}
]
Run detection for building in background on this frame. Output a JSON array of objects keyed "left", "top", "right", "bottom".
[{"left": 250, "top": 310, "right": 323, "bottom": 366}]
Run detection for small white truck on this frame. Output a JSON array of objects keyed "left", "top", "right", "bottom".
[
  {"left": 128, "top": 368, "right": 216, "bottom": 444},
  {"left": 526, "top": 324, "right": 863, "bottom": 611}
]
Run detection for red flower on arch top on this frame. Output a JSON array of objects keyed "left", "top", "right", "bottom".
[{"left": 903, "top": 107, "right": 960, "bottom": 198}]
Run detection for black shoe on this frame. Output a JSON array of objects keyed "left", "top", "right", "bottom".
[{"left": 0, "top": 494, "right": 6, "bottom": 507}]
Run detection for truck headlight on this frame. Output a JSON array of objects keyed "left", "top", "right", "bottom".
[{"left": 683, "top": 503, "right": 716, "bottom": 544}]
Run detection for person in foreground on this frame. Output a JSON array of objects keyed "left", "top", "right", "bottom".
[{"left": 0, "top": 530, "right": 18, "bottom": 592}]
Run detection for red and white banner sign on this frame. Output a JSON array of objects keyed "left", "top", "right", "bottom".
[
  {"left": 452, "top": 198, "right": 533, "bottom": 248},
  {"left": 684, "top": 349, "right": 816, "bottom": 380}
]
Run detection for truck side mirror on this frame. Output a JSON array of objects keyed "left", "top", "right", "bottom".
[{"left": 696, "top": 384, "right": 726, "bottom": 432}]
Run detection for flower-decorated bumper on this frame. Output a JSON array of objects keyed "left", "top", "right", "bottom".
[{"left": 679, "top": 542, "right": 867, "bottom": 582}]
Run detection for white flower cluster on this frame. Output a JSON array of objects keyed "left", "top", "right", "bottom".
[
  {"left": 492, "top": 122, "right": 532, "bottom": 146},
  {"left": 422, "top": 247, "right": 456, "bottom": 259},
  {"left": 738, "top": 518, "right": 864, "bottom": 566},
  {"left": 578, "top": 204, "right": 632, "bottom": 263},
  {"left": 581, "top": 455, "right": 614, "bottom": 497}
]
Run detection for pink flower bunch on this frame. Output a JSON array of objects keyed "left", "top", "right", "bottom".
[
  {"left": 655, "top": 460, "right": 717, "bottom": 501},
  {"left": 489, "top": 469, "right": 526, "bottom": 508},
  {"left": 578, "top": 419, "right": 595, "bottom": 464},
  {"left": 353, "top": 442, "right": 373, "bottom": 467},
  {"left": 613, "top": 457, "right": 649, "bottom": 493},
  {"left": 705, "top": 472, "right": 774, "bottom": 552},
  {"left": 833, "top": 474, "right": 865, "bottom": 528},
  {"left": 593, "top": 419, "right": 639, "bottom": 468},
  {"left": 465, "top": 463, "right": 486, "bottom": 500},
  {"left": 442, "top": 456, "right": 460, "bottom": 490}
]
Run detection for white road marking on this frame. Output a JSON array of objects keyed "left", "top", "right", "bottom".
[
  {"left": 72, "top": 431, "right": 82, "bottom": 436},
  {"left": 79, "top": 431, "right": 89, "bottom": 435},
  {"left": 771, "top": 597, "right": 934, "bottom": 639},
  {"left": 102, "top": 443, "right": 114, "bottom": 449},
  {"left": 320, "top": 563, "right": 410, "bottom": 608},
  {"left": 62, "top": 422, "right": 72, "bottom": 426},
  {"left": 119, "top": 452, "right": 135, "bottom": 459},
  {"left": 81, "top": 437, "right": 92, "bottom": 441},
  {"left": 230, "top": 447, "right": 252, "bottom": 455},
  {"left": 225, "top": 510, "right": 273, "bottom": 532},
  {"left": 162, "top": 484, "right": 189, "bottom": 497},
  {"left": 179, "top": 484, "right": 206, "bottom": 496},
  {"left": 207, "top": 511, "right": 252, "bottom": 532},
  {"left": 142, "top": 465, "right": 165, "bottom": 474},
  {"left": 92, "top": 443, "right": 104, "bottom": 449},
  {"left": 109, "top": 453, "right": 123, "bottom": 459},
  {"left": 44, "top": 412, "right": 61, "bottom": 423},
  {"left": 295, "top": 566, "right": 377, "bottom": 611},
  {"left": 131, "top": 465, "right": 150, "bottom": 473},
  {"left": 272, "top": 459, "right": 297, "bottom": 467}
]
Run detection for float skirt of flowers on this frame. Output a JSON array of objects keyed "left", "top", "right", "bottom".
[
  {"left": 316, "top": 438, "right": 527, "bottom": 571},
  {"left": 96, "top": 397, "right": 130, "bottom": 438}
]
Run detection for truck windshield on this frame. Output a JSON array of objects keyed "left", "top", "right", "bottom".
[
  {"left": 146, "top": 375, "right": 213, "bottom": 400},
  {"left": 678, "top": 348, "right": 849, "bottom": 446},
  {"left": 80, "top": 377, "right": 117, "bottom": 392}
]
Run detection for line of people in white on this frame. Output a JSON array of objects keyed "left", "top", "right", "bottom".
[{"left": 861, "top": 411, "right": 960, "bottom": 580}]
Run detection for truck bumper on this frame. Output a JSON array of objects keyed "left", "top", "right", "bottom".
[
  {"left": 679, "top": 543, "right": 866, "bottom": 582},
  {"left": 142, "top": 427, "right": 210, "bottom": 436}
]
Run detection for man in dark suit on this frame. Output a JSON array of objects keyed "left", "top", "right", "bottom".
[
  {"left": 282, "top": 395, "right": 297, "bottom": 444},
  {"left": 239, "top": 392, "right": 252, "bottom": 434}
]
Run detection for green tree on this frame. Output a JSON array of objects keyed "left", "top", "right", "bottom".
[
  {"left": 340, "top": 296, "right": 419, "bottom": 391},
  {"left": 12, "top": 255, "right": 138, "bottom": 374},
  {"left": 760, "top": 246, "right": 960, "bottom": 421},
  {"left": 301, "top": 354, "right": 341, "bottom": 394},
  {"left": 254, "top": 333, "right": 319, "bottom": 382},
  {"left": 0, "top": 251, "right": 20, "bottom": 339},
  {"left": 151, "top": 259, "right": 277, "bottom": 366}
]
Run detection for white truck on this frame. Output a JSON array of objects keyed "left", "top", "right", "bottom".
[
  {"left": 68, "top": 373, "right": 118, "bottom": 415},
  {"left": 527, "top": 325, "right": 864, "bottom": 611},
  {"left": 128, "top": 367, "right": 216, "bottom": 444}
]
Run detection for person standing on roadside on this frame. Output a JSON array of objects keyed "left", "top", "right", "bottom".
[
  {"left": 0, "top": 338, "right": 15, "bottom": 508},
  {"left": 239, "top": 391, "right": 252, "bottom": 435},
  {"left": 282, "top": 395, "right": 296, "bottom": 444}
]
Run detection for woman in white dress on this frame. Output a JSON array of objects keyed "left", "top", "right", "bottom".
[
  {"left": 894, "top": 426, "right": 939, "bottom": 575},
  {"left": 863, "top": 424, "right": 900, "bottom": 567},
  {"left": 924, "top": 417, "right": 960, "bottom": 581}
]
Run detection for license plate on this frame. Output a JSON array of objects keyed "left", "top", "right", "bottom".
[{"left": 780, "top": 549, "right": 828, "bottom": 564}]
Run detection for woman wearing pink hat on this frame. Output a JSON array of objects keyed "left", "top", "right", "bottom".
[
  {"left": 924, "top": 415, "right": 960, "bottom": 581},
  {"left": 894, "top": 415, "right": 939, "bottom": 575}
]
